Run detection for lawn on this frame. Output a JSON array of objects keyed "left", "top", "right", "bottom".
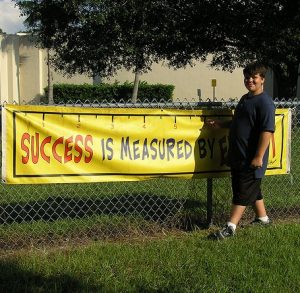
[{"left": 0, "top": 222, "right": 299, "bottom": 292}]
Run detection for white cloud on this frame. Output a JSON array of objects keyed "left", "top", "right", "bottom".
[{"left": 0, "top": 0, "right": 26, "bottom": 33}]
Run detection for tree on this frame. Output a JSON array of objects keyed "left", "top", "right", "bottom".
[
  {"left": 214, "top": 0, "right": 300, "bottom": 98},
  {"left": 47, "top": 48, "right": 54, "bottom": 105},
  {"left": 15, "top": 0, "right": 175, "bottom": 102},
  {"left": 163, "top": 0, "right": 300, "bottom": 98},
  {"left": 15, "top": 0, "right": 300, "bottom": 99}
]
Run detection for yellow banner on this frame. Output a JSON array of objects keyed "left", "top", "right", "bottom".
[{"left": 2, "top": 104, "right": 290, "bottom": 184}]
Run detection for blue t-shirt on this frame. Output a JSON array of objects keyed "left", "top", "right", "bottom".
[{"left": 228, "top": 92, "right": 275, "bottom": 178}]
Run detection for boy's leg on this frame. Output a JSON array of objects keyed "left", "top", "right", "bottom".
[
  {"left": 252, "top": 199, "right": 267, "bottom": 218},
  {"left": 208, "top": 204, "right": 246, "bottom": 240},
  {"left": 209, "top": 169, "right": 256, "bottom": 240},
  {"left": 229, "top": 204, "right": 246, "bottom": 225},
  {"left": 251, "top": 199, "right": 271, "bottom": 224}
]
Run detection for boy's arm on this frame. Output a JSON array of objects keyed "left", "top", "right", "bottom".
[{"left": 250, "top": 131, "right": 273, "bottom": 169}]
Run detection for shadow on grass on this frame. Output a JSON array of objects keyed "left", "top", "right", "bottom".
[
  {"left": 0, "top": 193, "right": 208, "bottom": 229},
  {"left": 0, "top": 260, "right": 99, "bottom": 292}
]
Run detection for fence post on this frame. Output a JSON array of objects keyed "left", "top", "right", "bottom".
[{"left": 206, "top": 178, "right": 213, "bottom": 227}]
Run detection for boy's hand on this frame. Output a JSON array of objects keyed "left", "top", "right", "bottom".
[
  {"left": 204, "top": 119, "right": 222, "bottom": 129},
  {"left": 250, "top": 156, "right": 263, "bottom": 169}
]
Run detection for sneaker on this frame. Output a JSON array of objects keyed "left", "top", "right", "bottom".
[
  {"left": 208, "top": 225, "right": 235, "bottom": 240},
  {"left": 250, "top": 218, "right": 272, "bottom": 225}
]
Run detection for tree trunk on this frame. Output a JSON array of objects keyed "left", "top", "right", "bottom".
[
  {"left": 273, "top": 63, "right": 298, "bottom": 99},
  {"left": 47, "top": 49, "right": 54, "bottom": 105},
  {"left": 132, "top": 70, "right": 141, "bottom": 103},
  {"left": 297, "top": 64, "right": 300, "bottom": 99}
]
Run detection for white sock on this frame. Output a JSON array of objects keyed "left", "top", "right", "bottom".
[
  {"left": 258, "top": 216, "right": 269, "bottom": 223},
  {"left": 227, "top": 222, "right": 237, "bottom": 231}
]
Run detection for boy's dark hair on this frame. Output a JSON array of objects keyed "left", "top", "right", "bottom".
[{"left": 243, "top": 62, "right": 268, "bottom": 78}]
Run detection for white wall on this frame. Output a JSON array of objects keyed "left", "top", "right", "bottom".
[
  {"left": 0, "top": 34, "right": 20, "bottom": 103},
  {"left": 104, "top": 59, "right": 246, "bottom": 101},
  {"left": 0, "top": 33, "right": 93, "bottom": 104},
  {"left": 19, "top": 35, "right": 43, "bottom": 103},
  {"left": 19, "top": 37, "right": 92, "bottom": 103},
  {"left": 41, "top": 50, "right": 92, "bottom": 88},
  {"left": 105, "top": 60, "right": 276, "bottom": 101},
  {"left": 0, "top": 34, "right": 276, "bottom": 104}
]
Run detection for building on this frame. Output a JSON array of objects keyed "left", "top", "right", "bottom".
[{"left": 0, "top": 33, "right": 276, "bottom": 104}]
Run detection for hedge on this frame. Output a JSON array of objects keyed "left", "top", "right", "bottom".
[{"left": 43, "top": 82, "right": 175, "bottom": 103}]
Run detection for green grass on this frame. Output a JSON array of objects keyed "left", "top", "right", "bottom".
[
  {"left": 0, "top": 178, "right": 206, "bottom": 204},
  {"left": 0, "top": 214, "right": 164, "bottom": 250},
  {"left": 0, "top": 163, "right": 298, "bottom": 248},
  {"left": 1, "top": 222, "right": 299, "bottom": 292}
]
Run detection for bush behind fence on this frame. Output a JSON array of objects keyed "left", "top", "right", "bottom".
[
  {"left": 0, "top": 98, "right": 299, "bottom": 250},
  {"left": 42, "top": 82, "right": 175, "bottom": 104}
]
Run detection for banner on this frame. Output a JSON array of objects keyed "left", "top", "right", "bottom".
[{"left": 2, "top": 104, "right": 291, "bottom": 184}]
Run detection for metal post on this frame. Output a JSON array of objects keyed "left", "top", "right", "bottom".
[
  {"left": 206, "top": 178, "right": 213, "bottom": 227},
  {"left": 211, "top": 79, "right": 217, "bottom": 102}
]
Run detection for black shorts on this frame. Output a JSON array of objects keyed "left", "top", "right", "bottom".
[{"left": 231, "top": 168, "right": 263, "bottom": 206}]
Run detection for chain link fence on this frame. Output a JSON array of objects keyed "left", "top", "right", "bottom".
[{"left": 0, "top": 98, "right": 299, "bottom": 250}]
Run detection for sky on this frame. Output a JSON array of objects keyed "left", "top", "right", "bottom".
[{"left": 0, "top": 0, "right": 26, "bottom": 34}]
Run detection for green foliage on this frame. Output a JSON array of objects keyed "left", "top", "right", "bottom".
[
  {"left": 14, "top": 0, "right": 300, "bottom": 97},
  {"left": 14, "top": 0, "right": 171, "bottom": 77},
  {"left": 43, "top": 82, "right": 175, "bottom": 103},
  {"left": 1, "top": 223, "right": 300, "bottom": 292},
  {"left": 160, "top": 0, "right": 300, "bottom": 98},
  {"left": 215, "top": 0, "right": 300, "bottom": 98}
]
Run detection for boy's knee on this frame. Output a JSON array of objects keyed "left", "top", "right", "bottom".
[{"left": 232, "top": 195, "right": 252, "bottom": 206}]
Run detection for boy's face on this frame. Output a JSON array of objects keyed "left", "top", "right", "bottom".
[{"left": 244, "top": 73, "right": 265, "bottom": 95}]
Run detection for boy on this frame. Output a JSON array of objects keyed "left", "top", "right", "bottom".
[{"left": 207, "top": 62, "right": 275, "bottom": 240}]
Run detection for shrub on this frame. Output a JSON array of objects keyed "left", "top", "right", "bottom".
[{"left": 43, "top": 82, "right": 175, "bottom": 103}]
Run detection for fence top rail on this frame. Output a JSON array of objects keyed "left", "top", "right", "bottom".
[{"left": 2, "top": 98, "right": 300, "bottom": 110}]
